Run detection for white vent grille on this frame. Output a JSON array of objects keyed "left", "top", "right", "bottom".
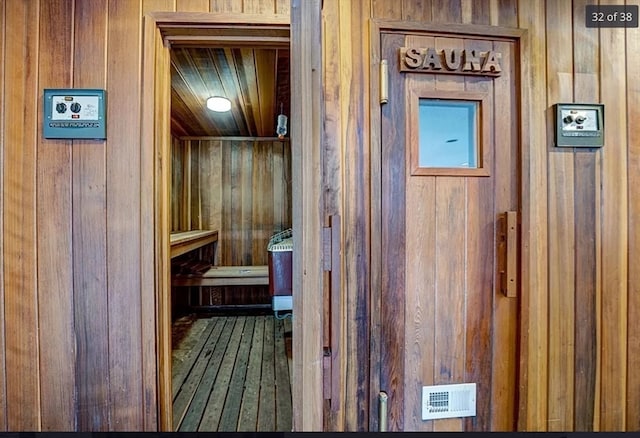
[{"left": 422, "top": 383, "right": 476, "bottom": 420}]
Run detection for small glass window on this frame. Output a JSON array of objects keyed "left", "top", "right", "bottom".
[{"left": 418, "top": 100, "right": 478, "bottom": 168}]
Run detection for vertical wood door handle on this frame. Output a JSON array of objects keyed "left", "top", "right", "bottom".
[{"left": 501, "top": 211, "right": 518, "bottom": 297}]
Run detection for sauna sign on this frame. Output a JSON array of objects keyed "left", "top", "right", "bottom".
[{"left": 400, "top": 47, "right": 502, "bottom": 77}]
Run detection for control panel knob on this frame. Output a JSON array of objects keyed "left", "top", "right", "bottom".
[
  {"left": 575, "top": 115, "right": 586, "bottom": 124},
  {"left": 70, "top": 102, "right": 82, "bottom": 113},
  {"left": 56, "top": 102, "right": 67, "bottom": 113}
]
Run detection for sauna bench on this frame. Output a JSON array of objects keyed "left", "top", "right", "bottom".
[
  {"left": 170, "top": 230, "right": 218, "bottom": 259},
  {"left": 171, "top": 265, "right": 269, "bottom": 287}
]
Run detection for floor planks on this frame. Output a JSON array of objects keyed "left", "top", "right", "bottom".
[{"left": 172, "top": 314, "right": 292, "bottom": 431}]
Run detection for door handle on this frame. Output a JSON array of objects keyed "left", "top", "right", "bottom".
[{"left": 501, "top": 211, "right": 518, "bottom": 298}]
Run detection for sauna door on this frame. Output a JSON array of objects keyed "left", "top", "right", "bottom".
[{"left": 377, "top": 29, "right": 521, "bottom": 431}]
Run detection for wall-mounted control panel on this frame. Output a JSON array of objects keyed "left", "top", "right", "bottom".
[
  {"left": 555, "top": 103, "right": 604, "bottom": 147},
  {"left": 43, "top": 89, "right": 106, "bottom": 139}
]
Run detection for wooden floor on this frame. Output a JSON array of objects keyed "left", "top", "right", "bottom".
[{"left": 172, "top": 314, "right": 292, "bottom": 432}]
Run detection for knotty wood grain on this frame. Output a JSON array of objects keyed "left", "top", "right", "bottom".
[
  {"left": 516, "top": 0, "right": 549, "bottom": 430},
  {"left": 545, "top": 0, "right": 576, "bottom": 431},
  {"left": 3, "top": 0, "right": 41, "bottom": 429},
  {"left": 71, "top": 0, "right": 113, "bottom": 430},
  {"left": 599, "top": 0, "right": 629, "bottom": 429}
]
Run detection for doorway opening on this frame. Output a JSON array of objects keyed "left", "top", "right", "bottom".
[
  {"left": 143, "top": 7, "right": 324, "bottom": 431},
  {"left": 168, "top": 42, "right": 293, "bottom": 431}
]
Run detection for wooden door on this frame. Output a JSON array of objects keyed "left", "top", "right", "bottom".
[{"left": 377, "top": 29, "right": 521, "bottom": 431}]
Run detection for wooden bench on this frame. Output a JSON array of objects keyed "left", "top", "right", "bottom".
[
  {"left": 170, "top": 230, "right": 218, "bottom": 259},
  {"left": 172, "top": 265, "right": 269, "bottom": 287}
]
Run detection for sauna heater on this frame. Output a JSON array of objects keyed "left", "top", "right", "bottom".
[{"left": 267, "top": 228, "right": 293, "bottom": 316}]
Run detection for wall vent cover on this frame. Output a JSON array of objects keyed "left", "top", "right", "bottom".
[{"left": 421, "top": 383, "right": 476, "bottom": 420}]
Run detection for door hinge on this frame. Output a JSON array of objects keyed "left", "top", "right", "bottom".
[{"left": 380, "top": 59, "right": 389, "bottom": 105}]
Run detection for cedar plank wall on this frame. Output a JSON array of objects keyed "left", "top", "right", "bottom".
[
  {"left": 322, "top": 0, "right": 639, "bottom": 432},
  {"left": 0, "top": 0, "right": 638, "bottom": 432},
  {"left": 0, "top": 0, "right": 289, "bottom": 431},
  {"left": 171, "top": 138, "right": 292, "bottom": 266}
]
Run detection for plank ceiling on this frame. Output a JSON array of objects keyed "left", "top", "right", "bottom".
[{"left": 170, "top": 47, "right": 290, "bottom": 138}]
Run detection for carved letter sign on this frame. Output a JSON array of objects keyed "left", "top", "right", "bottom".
[{"left": 400, "top": 47, "right": 502, "bottom": 77}]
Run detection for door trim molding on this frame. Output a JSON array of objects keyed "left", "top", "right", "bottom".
[
  {"left": 141, "top": 6, "right": 324, "bottom": 430},
  {"left": 368, "top": 19, "right": 532, "bottom": 431}
]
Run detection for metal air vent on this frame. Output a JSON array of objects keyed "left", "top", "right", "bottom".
[{"left": 421, "top": 383, "right": 476, "bottom": 420}]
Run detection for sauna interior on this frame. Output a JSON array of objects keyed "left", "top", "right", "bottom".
[{"left": 168, "top": 44, "right": 293, "bottom": 431}]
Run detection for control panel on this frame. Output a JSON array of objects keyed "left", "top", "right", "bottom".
[
  {"left": 43, "top": 89, "right": 106, "bottom": 139},
  {"left": 555, "top": 103, "right": 604, "bottom": 147}
]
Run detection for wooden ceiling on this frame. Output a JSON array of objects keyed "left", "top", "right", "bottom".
[{"left": 170, "top": 47, "right": 290, "bottom": 138}]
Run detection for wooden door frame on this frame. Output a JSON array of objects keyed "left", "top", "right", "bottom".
[
  {"left": 368, "top": 20, "right": 534, "bottom": 430},
  {"left": 141, "top": 3, "right": 324, "bottom": 431}
]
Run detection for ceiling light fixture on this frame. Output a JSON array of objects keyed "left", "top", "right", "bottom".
[{"left": 206, "top": 96, "right": 231, "bottom": 112}]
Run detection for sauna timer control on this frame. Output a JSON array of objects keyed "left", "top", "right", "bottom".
[
  {"left": 554, "top": 103, "right": 604, "bottom": 148},
  {"left": 43, "top": 89, "right": 106, "bottom": 139}
]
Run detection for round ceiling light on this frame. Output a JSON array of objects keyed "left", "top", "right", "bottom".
[{"left": 206, "top": 96, "right": 231, "bottom": 112}]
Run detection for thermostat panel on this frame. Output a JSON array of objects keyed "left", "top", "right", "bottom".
[
  {"left": 43, "top": 89, "right": 106, "bottom": 139},
  {"left": 555, "top": 103, "right": 604, "bottom": 147}
]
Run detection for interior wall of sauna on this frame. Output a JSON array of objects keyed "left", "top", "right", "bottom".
[
  {"left": 171, "top": 138, "right": 292, "bottom": 266},
  {"left": 321, "top": 0, "right": 640, "bottom": 432}
]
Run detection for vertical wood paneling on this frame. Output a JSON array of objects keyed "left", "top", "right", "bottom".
[
  {"left": 517, "top": 0, "right": 549, "bottom": 430},
  {"left": 244, "top": 0, "right": 273, "bottom": 14},
  {"left": 402, "top": 35, "right": 435, "bottom": 433},
  {"left": 320, "top": 1, "right": 346, "bottom": 430},
  {"left": 344, "top": 0, "right": 371, "bottom": 431},
  {"left": 291, "top": 0, "right": 324, "bottom": 430},
  {"left": 176, "top": 0, "right": 209, "bottom": 12},
  {"left": 173, "top": 139, "right": 291, "bottom": 266},
  {"left": 106, "top": 0, "right": 143, "bottom": 429},
  {"left": 598, "top": 0, "right": 628, "bottom": 430},
  {"left": 545, "top": 0, "right": 575, "bottom": 431},
  {"left": 36, "top": 0, "right": 76, "bottom": 430},
  {"left": 433, "top": 178, "right": 466, "bottom": 434},
  {"left": 3, "top": 0, "right": 41, "bottom": 430},
  {"left": 572, "top": 0, "right": 599, "bottom": 431},
  {"left": 431, "top": 0, "right": 462, "bottom": 22},
  {"left": 463, "top": 39, "right": 495, "bottom": 433},
  {"left": 626, "top": 10, "right": 640, "bottom": 430},
  {"left": 210, "top": 0, "right": 242, "bottom": 13},
  {"left": 141, "top": 1, "right": 175, "bottom": 429},
  {"left": 490, "top": 39, "right": 519, "bottom": 431},
  {"left": 401, "top": 0, "right": 431, "bottom": 21},
  {"left": 73, "top": 0, "right": 110, "bottom": 430},
  {"left": 378, "top": 30, "right": 405, "bottom": 434},
  {"left": 275, "top": 0, "right": 290, "bottom": 16},
  {"left": 0, "top": 0, "right": 6, "bottom": 429},
  {"left": 373, "top": 0, "right": 401, "bottom": 20}
]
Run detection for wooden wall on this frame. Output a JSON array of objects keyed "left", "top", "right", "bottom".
[
  {"left": 322, "top": 0, "right": 640, "bottom": 432},
  {"left": 0, "top": 0, "right": 289, "bottom": 431},
  {"left": 171, "top": 137, "right": 292, "bottom": 266},
  {"left": 1, "top": 0, "right": 639, "bottom": 432}
]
